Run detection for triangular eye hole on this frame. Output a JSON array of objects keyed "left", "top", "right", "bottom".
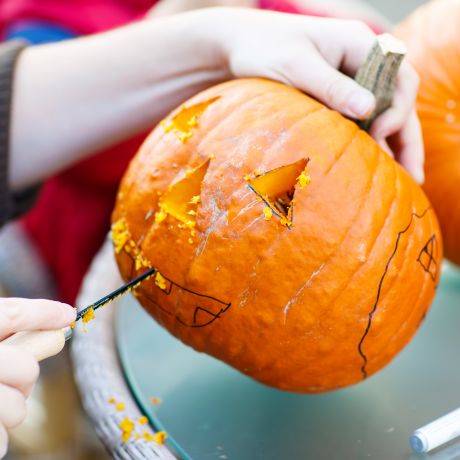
[
  {"left": 247, "top": 158, "right": 310, "bottom": 227},
  {"left": 156, "top": 159, "right": 210, "bottom": 225}
]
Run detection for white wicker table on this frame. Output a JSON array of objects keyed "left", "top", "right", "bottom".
[
  {"left": 71, "top": 239, "right": 178, "bottom": 459},
  {"left": 72, "top": 238, "right": 460, "bottom": 460}
]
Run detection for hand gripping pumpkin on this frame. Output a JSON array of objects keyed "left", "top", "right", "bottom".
[
  {"left": 112, "top": 78, "right": 441, "bottom": 392},
  {"left": 396, "top": 0, "right": 460, "bottom": 265}
]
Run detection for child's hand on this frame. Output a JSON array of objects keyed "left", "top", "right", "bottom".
[
  {"left": 213, "top": 10, "right": 423, "bottom": 183},
  {"left": 14, "top": 9, "right": 423, "bottom": 187},
  {"left": 0, "top": 299, "right": 75, "bottom": 459}
]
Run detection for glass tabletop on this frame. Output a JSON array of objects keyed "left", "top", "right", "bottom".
[{"left": 116, "top": 264, "right": 460, "bottom": 460}]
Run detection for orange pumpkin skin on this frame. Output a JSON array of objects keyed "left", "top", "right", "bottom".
[
  {"left": 396, "top": 0, "right": 460, "bottom": 264},
  {"left": 112, "top": 78, "right": 442, "bottom": 393}
]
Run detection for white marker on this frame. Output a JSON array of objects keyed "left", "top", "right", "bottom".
[{"left": 410, "top": 407, "right": 460, "bottom": 453}]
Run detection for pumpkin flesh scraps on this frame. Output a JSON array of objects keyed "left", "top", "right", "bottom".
[
  {"left": 112, "top": 218, "right": 130, "bottom": 254},
  {"left": 156, "top": 159, "right": 210, "bottom": 228},
  {"left": 111, "top": 217, "right": 152, "bottom": 271},
  {"left": 248, "top": 158, "right": 309, "bottom": 226},
  {"left": 82, "top": 307, "right": 95, "bottom": 324},
  {"left": 162, "top": 97, "right": 220, "bottom": 143},
  {"left": 111, "top": 397, "right": 166, "bottom": 444}
]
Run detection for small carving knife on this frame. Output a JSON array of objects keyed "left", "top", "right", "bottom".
[{"left": 2, "top": 267, "right": 157, "bottom": 361}]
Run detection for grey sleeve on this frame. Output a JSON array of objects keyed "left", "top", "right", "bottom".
[{"left": 0, "top": 40, "right": 35, "bottom": 227}]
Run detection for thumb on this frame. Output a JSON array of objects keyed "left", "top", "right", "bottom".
[{"left": 293, "top": 53, "right": 376, "bottom": 120}]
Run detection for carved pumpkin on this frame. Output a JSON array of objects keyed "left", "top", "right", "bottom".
[
  {"left": 396, "top": 0, "right": 460, "bottom": 264},
  {"left": 112, "top": 78, "right": 442, "bottom": 392}
]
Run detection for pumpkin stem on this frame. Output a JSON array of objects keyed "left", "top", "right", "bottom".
[{"left": 354, "top": 33, "right": 406, "bottom": 131}]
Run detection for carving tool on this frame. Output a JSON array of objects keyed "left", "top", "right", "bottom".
[{"left": 2, "top": 267, "right": 157, "bottom": 361}]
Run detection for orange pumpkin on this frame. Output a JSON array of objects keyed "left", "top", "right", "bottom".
[
  {"left": 396, "top": 0, "right": 460, "bottom": 265},
  {"left": 112, "top": 78, "right": 442, "bottom": 393}
]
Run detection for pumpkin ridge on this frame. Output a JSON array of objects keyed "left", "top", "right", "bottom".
[
  {"left": 194, "top": 92, "right": 275, "bottom": 153},
  {"left": 281, "top": 143, "right": 385, "bottom": 380},
  {"left": 246, "top": 130, "right": 380, "bottom": 343},
  {"left": 132, "top": 157, "right": 214, "bottom": 288},
  {"left": 324, "top": 146, "right": 395, "bottom": 296},
  {"left": 172, "top": 209, "right": 232, "bottom": 340},
  {"left": 363, "top": 208, "right": 436, "bottom": 377},
  {"left": 328, "top": 176, "right": 403, "bottom": 379},
  {"left": 364, "top": 162, "right": 426, "bottom": 301},
  {"left": 283, "top": 144, "right": 381, "bottom": 325},
  {"left": 191, "top": 83, "right": 269, "bottom": 129},
  {"left": 392, "top": 225, "right": 435, "bottom": 349},
  {"left": 321, "top": 126, "right": 360, "bottom": 179},
  {"left": 357, "top": 205, "right": 431, "bottom": 379},
  {"left": 250, "top": 106, "right": 327, "bottom": 174},
  {"left": 194, "top": 86, "right": 323, "bottom": 177},
  {"left": 178, "top": 105, "right": 329, "bottom": 329},
  {"left": 124, "top": 236, "right": 138, "bottom": 281},
  {"left": 351, "top": 159, "right": 401, "bottom": 374},
  {"left": 311, "top": 143, "right": 386, "bottom": 304},
  {"left": 315, "top": 154, "right": 398, "bottom": 380},
  {"left": 366, "top": 167, "right": 438, "bottom": 318}
]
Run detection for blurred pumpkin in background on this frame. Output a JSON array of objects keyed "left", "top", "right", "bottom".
[
  {"left": 396, "top": 0, "right": 460, "bottom": 265},
  {"left": 112, "top": 78, "right": 442, "bottom": 393}
]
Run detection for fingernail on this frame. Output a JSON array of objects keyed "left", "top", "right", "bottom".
[{"left": 348, "top": 91, "right": 375, "bottom": 118}]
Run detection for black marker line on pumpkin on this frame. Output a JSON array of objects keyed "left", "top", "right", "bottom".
[
  {"left": 122, "top": 247, "right": 231, "bottom": 328},
  {"left": 357, "top": 206, "right": 432, "bottom": 380},
  {"left": 417, "top": 234, "right": 438, "bottom": 281}
]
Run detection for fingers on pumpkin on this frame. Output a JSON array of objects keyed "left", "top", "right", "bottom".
[
  {"left": 375, "top": 139, "right": 394, "bottom": 159},
  {"left": 394, "top": 110, "right": 425, "bottom": 184},
  {"left": 370, "top": 66, "right": 418, "bottom": 139},
  {"left": 331, "top": 20, "right": 377, "bottom": 74},
  {"left": 369, "top": 60, "right": 424, "bottom": 184},
  {"left": 296, "top": 52, "right": 376, "bottom": 120},
  {"left": 371, "top": 108, "right": 425, "bottom": 184}
]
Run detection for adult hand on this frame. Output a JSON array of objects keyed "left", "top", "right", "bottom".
[{"left": 0, "top": 299, "right": 75, "bottom": 459}]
